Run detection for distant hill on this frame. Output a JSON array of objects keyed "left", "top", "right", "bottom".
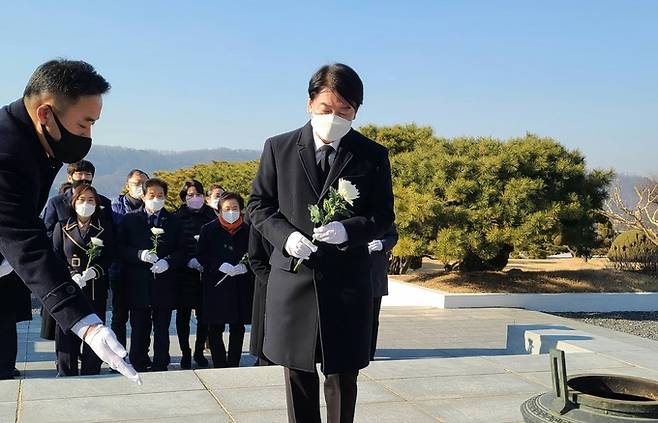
[{"left": 51, "top": 144, "right": 261, "bottom": 197}]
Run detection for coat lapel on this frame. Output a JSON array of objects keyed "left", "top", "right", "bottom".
[
  {"left": 297, "top": 123, "right": 323, "bottom": 199},
  {"left": 62, "top": 218, "right": 87, "bottom": 250},
  {"left": 319, "top": 131, "right": 355, "bottom": 200}
]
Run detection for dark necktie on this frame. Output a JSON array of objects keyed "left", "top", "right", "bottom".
[
  {"left": 317, "top": 145, "right": 334, "bottom": 183},
  {"left": 148, "top": 214, "right": 157, "bottom": 228}
]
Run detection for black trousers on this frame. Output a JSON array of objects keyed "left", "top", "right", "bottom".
[
  {"left": 110, "top": 278, "right": 129, "bottom": 348},
  {"left": 55, "top": 325, "right": 102, "bottom": 376},
  {"left": 371, "top": 296, "right": 383, "bottom": 360},
  {"left": 0, "top": 311, "right": 17, "bottom": 379},
  {"left": 175, "top": 307, "right": 208, "bottom": 355},
  {"left": 207, "top": 323, "right": 245, "bottom": 368},
  {"left": 284, "top": 367, "right": 359, "bottom": 423},
  {"left": 129, "top": 308, "right": 172, "bottom": 370}
]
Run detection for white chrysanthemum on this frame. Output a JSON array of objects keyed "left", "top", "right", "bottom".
[
  {"left": 151, "top": 228, "right": 165, "bottom": 235},
  {"left": 337, "top": 178, "right": 360, "bottom": 206},
  {"left": 90, "top": 237, "right": 104, "bottom": 247},
  {"left": 193, "top": 235, "right": 200, "bottom": 242}
]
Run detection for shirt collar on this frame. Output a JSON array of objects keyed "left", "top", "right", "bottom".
[
  {"left": 145, "top": 209, "right": 162, "bottom": 218},
  {"left": 313, "top": 130, "right": 341, "bottom": 153}
]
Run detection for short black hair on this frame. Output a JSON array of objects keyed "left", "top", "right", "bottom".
[
  {"left": 206, "top": 183, "right": 225, "bottom": 197},
  {"left": 143, "top": 178, "right": 168, "bottom": 196},
  {"left": 126, "top": 169, "right": 149, "bottom": 182},
  {"left": 179, "top": 179, "right": 205, "bottom": 202},
  {"left": 23, "top": 59, "right": 110, "bottom": 108},
  {"left": 308, "top": 63, "right": 363, "bottom": 111},
  {"left": 67, "top": 160, "right": 95, "bottom": 176},
  {"left": 219, "top": 192, "right": 244, "bottom": 210}
]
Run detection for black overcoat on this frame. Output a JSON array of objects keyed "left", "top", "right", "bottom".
[
  {"left": 0, "top": 99, "right": 93, "bottom": 332},
  {"left": 117, "top": 209, "right": 186, "bottom": 309},
  {"left": 247, "top": 122, "right": 395, "bottom": 374},
  {"left": 197, "top": 220, "right": 254, "bottom": 325},
  {"left": 247, "top": 225, "right": 273, "bottom": 358}
]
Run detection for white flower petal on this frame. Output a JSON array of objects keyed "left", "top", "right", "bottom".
[
  {"left": 90, "top": 237, "right": 104, "bottom": 247},
  {"left": 338, "top": 178, "right": 360, "bottom": 204}
]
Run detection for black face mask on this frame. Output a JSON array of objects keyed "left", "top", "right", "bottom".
[
  {"left": 41, "top": 106, "right": 92, "bottom": 164},
  {"left": 71, "top": 179, "right": 92, "bottom": 190}
]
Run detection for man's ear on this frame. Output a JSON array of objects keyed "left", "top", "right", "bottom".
[
  {"left": 36, "top": 104, "right": 51, "bottom": 125},
  {"left": 307, "top": 97, "right": 313, "bottom": 114},
  {"left": 67, "top": 175, "right": 73, "bottom": 183}
]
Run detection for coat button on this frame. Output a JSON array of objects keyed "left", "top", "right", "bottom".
[
  {"left": 316, "top": 272, "right": 323, "bottom": 281},
  {"left": 65, "top": 285, "right": 76, "bottom": 295}
]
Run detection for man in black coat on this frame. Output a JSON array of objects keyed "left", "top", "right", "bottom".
[
  {"left": 0, "top": 59, "right": 139, "bottom": 382},
  {"left": 248, "top": 63, "right": 394, "bottom": 423},
  {"left": 367, "top": 224, "right": 398, "bottom": 360},
  {"left": 118, "top": 178, "right": 186, "bottom": 372}
]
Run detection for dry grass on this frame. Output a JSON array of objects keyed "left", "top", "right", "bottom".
[{"left": 393, "top": 258, "right": 658, "bottom": 293}]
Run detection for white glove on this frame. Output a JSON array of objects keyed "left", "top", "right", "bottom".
[
  {"left": 139, "top": 250, "right": 158, "bottom": 264},
  {"left": 72, "top": 273, "right": 86, "bottom": 289},
  {"left": 84, "top": 325, "right": 142, "bottom": 385},
  {"left": 285, "top": 231, "right": 318, "bottom": 259},
  {"left": 368, "top": 240, "right": 384, "bottom": 254},
  {"left": 81, "top": 267, "right": 98, "bottom": 282},
  {"left": 313, "top": 222, "right": 348, "bottom": 245},
  {"left": 187, "top": 258, "right": 203, "bottom": 272},
  {"left": 219, "top": 262, "right": 233, "bottom": 274},
  {"left": 150, "top": 259, "right": 169, "bottom": 274},
  {"left": 232, "top": 263, "right": 248, "bottom": 275}
]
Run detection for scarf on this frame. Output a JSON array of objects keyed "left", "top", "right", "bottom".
[{"left": 219, "top": 214, "right": 244, "bottom": 236}]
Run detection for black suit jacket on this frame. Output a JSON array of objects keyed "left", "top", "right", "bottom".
[
  {"left": 43, "top": 189, "right": 113, "bottom": 238},
  {"left": 0, "top": 99, "right": 94, "bottom": 332},
  {"left": 248, "top": 121, "right": 394, "bottom": 373},
  {"left": 118, "top": 208, "right": 186, "bottom": 309}
]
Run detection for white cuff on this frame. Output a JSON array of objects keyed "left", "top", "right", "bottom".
[{"left": 71, "top": 313, "right": 103, "bottom": 340}]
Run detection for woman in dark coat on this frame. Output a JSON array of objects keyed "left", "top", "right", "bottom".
[
  {"left": 173, "top": 180, "right": 216, "bottom": 369},
  {"left": 52, "top": 185, "right": 114, "bottom": 376},
  {"left": 247, "top": 225, "right": 273, "bottom": 366},
  {"left": 197, "top": 192, "right": 254, "bottom": 368}
]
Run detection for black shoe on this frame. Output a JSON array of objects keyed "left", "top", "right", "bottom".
[
  {"left": 193, "top": 351, "right": 209, "bottom": 368},
  {"left": 180, "top": 351, "right": 192, "bottom": 370},
  {"left": 150, "top": 365, "right": 168, "bottom": 372},
  {"left": 0, "top": 374, "right": 13, "bottom": 380}
]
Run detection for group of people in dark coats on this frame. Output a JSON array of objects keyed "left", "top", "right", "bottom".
[{"left": 38, "top": 162, "right": 265, "bottom": 374}]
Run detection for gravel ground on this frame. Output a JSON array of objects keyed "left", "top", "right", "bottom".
[{"left": 553, "top": 312, "right": 658, "bottom": 341}]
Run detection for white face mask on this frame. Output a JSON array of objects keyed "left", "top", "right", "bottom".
[
  {"left": 75, "top": 202, "right": 96, "bottom": 218},
  {"left": 129, "top": 185, "right": 143, "bottom": 199},
  {"left": 145, "top": 198, "right": 165, "bottom": 213},
  {"left": 209, "top": 198, "right": 220, "bottom": 210},
  {"left": 310, "top": 113, "right": 352, "bottom": 142},
  {"left": 222, "top": 210, "right": 240, "bottom": 224}
]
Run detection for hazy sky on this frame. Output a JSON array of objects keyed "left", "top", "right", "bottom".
[{"left": 1, "top": 1, "right": 656, "bottom": 175}]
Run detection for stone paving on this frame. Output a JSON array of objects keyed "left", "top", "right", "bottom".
[{"left": 2, "top": 304, "right": 658, "bottom": 422}]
